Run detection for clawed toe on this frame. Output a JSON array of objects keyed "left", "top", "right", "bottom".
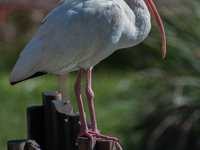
[{"left": 77, "top": 130, "right": 122, "bottom": 150}]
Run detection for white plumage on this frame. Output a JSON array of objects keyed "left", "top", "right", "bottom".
[
  {"left": 9, "top": 0, "right": 166, "bottom": 149},
  {"left": 9, "top": 0, "right": 155, "bottom": 83}
]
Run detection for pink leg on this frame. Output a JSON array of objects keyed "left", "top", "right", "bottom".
[
  {"left": 85, "top": 69, "right": 122, "bottom": 150},
  {"left": 74, "top": 68, "right": 122, "bottom": 150},
  {"left": 74, "top": 68, "right": 94, "bottom": 145},
  {"left": 86, "top": 69, "right": 98, "bottom": 132}
]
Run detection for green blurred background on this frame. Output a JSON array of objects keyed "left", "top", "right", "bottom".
[{"left": 1, "top": 0, "right": 200, "bottom": 149}]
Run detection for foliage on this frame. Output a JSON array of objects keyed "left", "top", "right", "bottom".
[{"left": 0, "top": 0, "right": 200, "bottom": 149}]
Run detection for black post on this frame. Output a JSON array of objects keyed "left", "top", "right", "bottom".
[
  {"left": 52, "top": 100, "right": 73, "bottom": 150},
  {"left": 42, "top": 91, "right": 62, "bottom": 150},
  {"left": 7, "top": 140, "right": 27, "bottom": 150},
  {"left": 96, "top": 139, "right": 115, "bottom": 150},
  {"left": 68, "top": 112, "right": 81, "bottom": 150},
  {"left": 27, "top": 106, "right": 45, "bottom": 149}
]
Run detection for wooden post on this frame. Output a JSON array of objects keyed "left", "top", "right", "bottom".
[
  {"left": 52, "top": 100, "right": 73, "bottom": 150},
  {"left": 8, "top": 91, "right": 118, "bottom": 150},
  {"left": 42, "top": 91, "right": 62, "bottom": 150},
  {"left": 96, "top": 139, "right": 115, "bottom": 150},
  {"left": 77, "top": 137, "right": 115, "bottom": 150},
  {"left": 78, "top": 137, "right": 96, "bottom": 150},
  {"left": 68, "top": 112, "right": 81, "bottom": 150},
  {"left": 7, "top": 140, "right": 27, "bottom": 150},
  {"left": 64, "top": 118, "right": 71, "bottom": 150},
  {"left": 27, "top": 106, "right": 45, "bottom": 149},
  {"left": 26, "top": 139, "right": 41, "bottom": 150}
]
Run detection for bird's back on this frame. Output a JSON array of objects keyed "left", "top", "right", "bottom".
[{"left": 9, "top": 0, "right": 149, "bottom": 84}]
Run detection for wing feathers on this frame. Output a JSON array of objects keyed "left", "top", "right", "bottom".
[
  {"left": 9, "top": 0, "right": 126, "bottom": 84},
  {"left": 10, "top": 72, "right": 47, "bottom": 85}
]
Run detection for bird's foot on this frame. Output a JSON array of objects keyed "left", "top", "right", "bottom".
[{"left": 77, "top": 130, "right": 122, "bottom": 150}]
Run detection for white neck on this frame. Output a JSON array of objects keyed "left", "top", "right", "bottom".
[{"left": 117, "top": 0, "right": 151, "bottom": 48}]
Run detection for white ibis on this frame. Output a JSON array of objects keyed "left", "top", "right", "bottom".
[{"left": 9, "top": 0, "right": 166, "bottom": 149}]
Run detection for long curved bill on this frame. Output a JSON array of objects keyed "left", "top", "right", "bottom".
[{"left": 144, "top": 0, "right": 166, "bottom": 59}]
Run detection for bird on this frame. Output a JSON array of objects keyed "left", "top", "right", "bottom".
[{"left": 9, "top": 0, "right": 166, "bottom": 149}]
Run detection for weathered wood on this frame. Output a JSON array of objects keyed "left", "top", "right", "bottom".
[
  {"left": 26, "top": 106, "right": 45, "bottom": 149},
  {"left": 68, "top": 112, "right": 81, "bottom": 150},
  {"left": 77, "top": 137, "right": 115, "bottom": 150},
  {"left": 7, "top": 140, "right": 27, "bottom": 150},
  {"left": 8, "top": 91, "right": 117, "bottom": 150},
  {"left": 42, "top": 91, "right": 62, "bottom": 150},
  {"left": 78, "top": 136, "right": 96, "bottom": 150},
  {"left": 52, "top": 100, "right": 73, "bottom": 150},
  {"left": 96, "top": 139, "right": 115, "bottom": 150},
  {"left": 26, "top": 139, "right": 41, "bottom": 150},
  {"left": 52, "top": 100, "right": 73, "bottom": 115},
  {"left": 65, "top": 118, "right": 71, "bottom": 150}
]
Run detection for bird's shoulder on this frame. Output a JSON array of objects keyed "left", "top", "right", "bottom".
[
  {"left": 34, "top": 0, "right": 127, "bottom": 49},
  {"left": 42, "top": 0, "right": 125, "bottom": 26}
]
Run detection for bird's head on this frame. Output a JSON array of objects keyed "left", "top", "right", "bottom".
[{"left": 144, "top": 0, "right": 166, "bottom": 59}]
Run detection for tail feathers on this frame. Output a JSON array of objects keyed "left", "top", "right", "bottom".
[{"left": 10, "top": 72, "right": 47, "bottom": 85}]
